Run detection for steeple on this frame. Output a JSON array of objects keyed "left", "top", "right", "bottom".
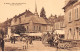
[
  {"left": 35, "top": 1, "right": 37, "bottom": 13},
  {"left": 34, "top": 0, "right": 38, "bottom": 16}
]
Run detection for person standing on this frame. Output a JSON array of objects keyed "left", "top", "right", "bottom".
[
  {"left": 13, "top": 36, "right": 16, "bottom": 44},
  {"left": 29, "top": 37, "right": 33, "bottom": 44},
  {"left": 10, "top": 37, "right": 13, "bottom": 43},
  {"left": 22, "top": 37, "right": 26, "bottom": 50},
  {"left": 1, "top": 39, "right": 4, "bottom": 51},
  {"left": 26, "top": 37, "right": 29, "bottom": 49},
  {"left": 0, "top": 28, "right": 5, "bottom": 51}
]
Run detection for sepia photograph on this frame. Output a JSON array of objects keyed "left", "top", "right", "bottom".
[{"left": 0, "top": 0, "right": 80, "bottom": 51}]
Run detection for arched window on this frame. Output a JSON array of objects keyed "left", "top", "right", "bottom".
[
  {"left": 76, "top": 27, "right": 79, "bottom": 32},
  {"left": 69, "top": 28, "right": 72, "bottom": 35}
]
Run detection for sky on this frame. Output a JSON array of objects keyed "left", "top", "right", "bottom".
[{"left": 0, "top": 0, "right": 65, "bottom": 22}]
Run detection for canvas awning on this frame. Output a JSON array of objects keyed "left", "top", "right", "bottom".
[
  {"left": 13, "top": 34, "right": 20, "bottom": 37},
  {"left": 28, "top": 33, "right": 43, "bottom": 37},
  {"left": 54, "top": 30, "right": 65, "bottom": 35}
]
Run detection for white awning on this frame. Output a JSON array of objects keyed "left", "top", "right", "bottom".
[
  {"left": 28, "top": 33, "right": 43, "bottom": 37},
  {"left": 54, "top": 30, "right": 65, "bottom": 34},
  {"left": 13, "top": 34, "right": 20, "bottom": 36}
]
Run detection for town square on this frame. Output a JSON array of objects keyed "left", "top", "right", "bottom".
[{"left": 0, "top": 0, "right": 80, "bottom": 51}]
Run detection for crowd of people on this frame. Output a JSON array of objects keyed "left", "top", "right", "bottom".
[
  {"left": 42, "top": 32, "right": 59, "bottom": 47},
  {"left": 10, "top": 36, "right": 33, "bottom": 50},
  {"left": 22, "top": 37, "right": 33, "bottom": 50},
  {"left": 10, "top": 36, "right": 16, "bottom": 44},
  {"left": 0, "top": 29, "right": 59, "bottom": 51}
]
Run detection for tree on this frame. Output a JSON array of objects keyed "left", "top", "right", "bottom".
[
  {"left": 11, "top": 25, "right": 26, "bottom": 34},
  {"left": 40, "top": 7, "right": 47, "bottom": 19}
]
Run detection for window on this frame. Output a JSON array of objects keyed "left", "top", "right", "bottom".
[
  {"left": 69, "top": 11, "right": 71, "bottom": 22},
  {"left": 15, "top": 18, "right": 17, "bottom": 22},
  {"left": 19, "top": 18, "right": 21, "bottom": 23},
  {"left": 79, "top": 28, "right": 80, "bottom": 31},
  {"left": 69, "top": 28, "right": 72, "bottom": 35},
  {"left": 74, "top": 29, "right": 75, "bottom": 35},
  {"left": 75, "top": 8, "right": 79, "bottom": 20},
  {"left": 75, "top": 9, "right": 76, "bottom": 19},
  {"left": 59, "top": 35, "right": 64, "bottom": 39},
  {"left": 77, "top": 8, "right": 78, "bottom": 19},
  {"left": 46, "top": 26, "right": 47, "bottom": 30},
  {"left": 39, "top": 26, "right": 41, "bottom": 31},
  {"left": 27, "top": 26, "right": 28, "bottom": 30},
  {"left": 34, "top": 26, "right": 35, "bottom": 30},
  {"left": 79, "top": 32, "right": 80, "bottom": 35},
  {"left": 37, "top": 26, "right": 38, "bottom": 30}
]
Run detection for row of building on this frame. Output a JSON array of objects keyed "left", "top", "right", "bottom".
[
  {"left": 2, "top": 0, "right": 80, "bottom": 41},
  {"left": 1, "top": 2, "right": 65, "bottom": 38}
]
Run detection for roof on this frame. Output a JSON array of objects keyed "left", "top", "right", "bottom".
[
  {"left": 21, "top": 15, "right": 47, "bottom": 24},
  {"left": 15, "top": 10, "right": 34, "bottom": 18},
  {"left": 63, "top": 0, "right": 78, "bottom": 9},
  {"left": 11, "top": 15, "right": 48, "bottom": 26},
  {"left": 29, "top": 15, "right": 47, "bottom": 24},
  {"left": 55, "top": 16, "right": 64, "bottom": 22}
]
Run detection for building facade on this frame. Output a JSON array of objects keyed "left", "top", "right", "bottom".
[
  {"left": 63, "top": 0, "right": 80, "bottom": 40},
  {"left": 54, "top": 15, "right": 65, "bottom": 30},
  {"left": 10, "top": 3, "right": 53, "bottom": 33},
  {"left": 48, "top": 15, "right": 57, "bottom": 31}
]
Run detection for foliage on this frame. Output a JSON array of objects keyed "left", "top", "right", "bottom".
[
  {"left": 40, "top": 7, "right": 47, "bottom": 19},
  {"left": 11, "top": 25, "right": 26, "bottom": 34}
]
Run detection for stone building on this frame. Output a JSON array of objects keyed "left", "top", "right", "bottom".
[
  {"left": 53, "top": 15, "right": 65, "bottom": 39},
  {"left": 63, "top": 0, "right": 80, "bottom": 40},
  {"left": 10, "top": 4, "right": 52, "bottom": 33},
  {"left": 48, "top": 15, "right": 57, "bottom": 31},
  {"left": 54, "top": 15, "right": 65, "bottom": 30}
]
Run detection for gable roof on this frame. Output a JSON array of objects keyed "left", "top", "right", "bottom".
[
  {"left": 11, "top": 15, "right": 48, "bottom": 26},
  {"left": 23, "top": 15, "right": 47, "bottom": 24},
  {"left": 30, "top": 16, "right": 47, "bottom": 24}
]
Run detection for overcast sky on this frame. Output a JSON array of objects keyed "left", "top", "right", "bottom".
[{"left": 0, "top": 0, "right": 65, "bottom": 22}]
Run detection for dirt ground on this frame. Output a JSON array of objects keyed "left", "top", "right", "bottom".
[
  {"left": 4, "top": 41, "right": 57, "bottom": 51},
  {"left": 0, "top": 41, "right": 80, "bottom": 51}
]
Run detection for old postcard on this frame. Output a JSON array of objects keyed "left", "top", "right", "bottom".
[{"left": 0, "top": 0, "right": 80, "bottom": 51}]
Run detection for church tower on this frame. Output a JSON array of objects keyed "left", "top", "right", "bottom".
[{"left": 34, "top": 0, "right": 38, "bottom": 16}]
